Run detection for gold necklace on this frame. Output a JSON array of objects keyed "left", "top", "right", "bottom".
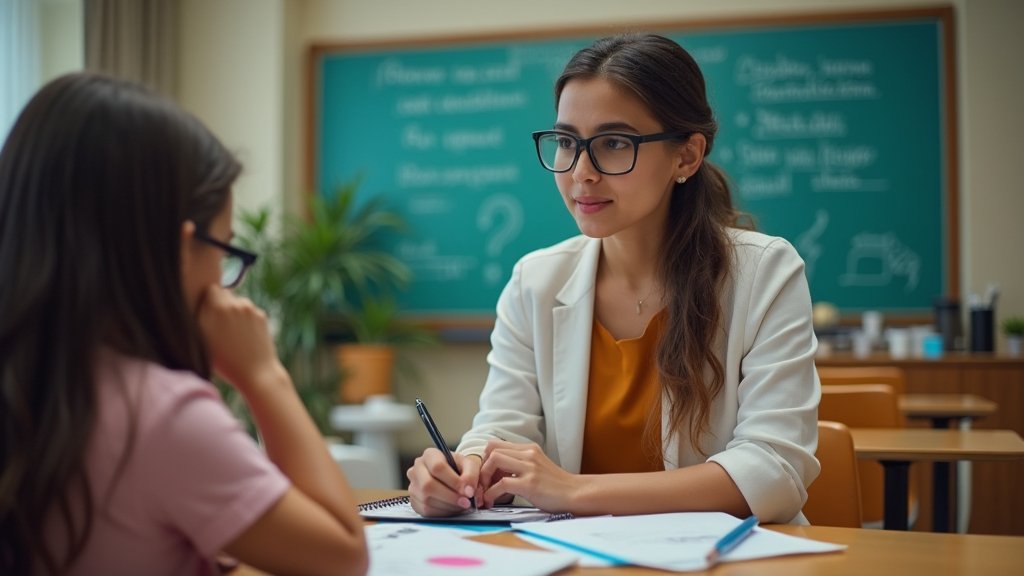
[{"left": 636, "top": 285, "right": 658, "bottom": 315}]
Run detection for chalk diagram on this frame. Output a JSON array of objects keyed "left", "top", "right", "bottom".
[
  {"left": 839, "top": 232, "right": 920, "bottom": 292},
  {"left": 796, "top": 209, "right": 829, "bottom": 280},
  {"left": 476, "top": 194, "right": 523, "bottom": 285}
]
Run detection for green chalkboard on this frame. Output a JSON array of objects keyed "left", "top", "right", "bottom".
[{"left": 310, "top": 8, "right": 956, "bottom": 324}]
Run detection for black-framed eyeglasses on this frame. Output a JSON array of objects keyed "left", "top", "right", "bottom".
[
  {"left": 194, "top": 231, "right": 258, "bottom": 288},
  {"left": 531, "top": 130, "right": 689, "bottom": 175}
]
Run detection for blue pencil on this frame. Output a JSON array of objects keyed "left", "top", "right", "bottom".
[{"left": 706, "top": 515, "right": 759, "bottom": 565}]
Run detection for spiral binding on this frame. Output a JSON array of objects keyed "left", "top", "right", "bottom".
[{"left": 358, "top": 495, "right": 410, "bottom": 511}]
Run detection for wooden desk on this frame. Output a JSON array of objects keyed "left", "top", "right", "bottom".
[
  {"left": 818, "top": 353, "right": 1024, "bottom": 534},
  {"left": 899, "top": 393, "right": 998, "bottom": 426},
  {"left": 851, "top": 428, "right": 1024, "bottom": 531},
  {"left": 471, "top": 526, "right": 1024, "bottom": 575},
  {"left": 233, "top": 489, "right": 1024, "bottom": 575},
  {"left": 898, "top": 393, "right": 998, "bottom": 532}
]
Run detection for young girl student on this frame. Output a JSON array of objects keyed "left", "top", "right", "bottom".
[
  {"left": 0, "top": 74, "right": 368, "bottom": 575},
  {"left": 407, "top": 33, "right": 820, "bottom": 523}
]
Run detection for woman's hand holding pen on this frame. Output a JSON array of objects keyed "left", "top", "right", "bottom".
[
  {"left": 478, "top": 439, "right": 582, "bottom": 512},
  {"left": 407, "top": 448, "right": 483, "bottom": 517}
]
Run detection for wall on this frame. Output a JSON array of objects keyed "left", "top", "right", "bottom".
[
  {"left": 39, "top": 0, "right": 82, "bottom": 82},
  {"left": 960, "top": 0, "right": 1024, "bottom": 347},
  {"left": 178, "top": 0, "right": 284, "bottom": 217},
  {"left": 177, "top": 0, "right": 1024, "bottom": 456}
]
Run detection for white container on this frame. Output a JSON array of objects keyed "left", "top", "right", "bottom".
[
  {"left": 888, "top": 328, "right": 911, "bottom": 359},
  {"left": 862, "top": 310, "right": 884, "bottom": 346},
  {"left": 910, "top": 325, "right": 934, "bottom": 358},
  {"left": 852, "top": 330, "right": 872, "bottom": 358},
  {"left": 1008, "top": 336, "right": 1022, "bottom": 358}
]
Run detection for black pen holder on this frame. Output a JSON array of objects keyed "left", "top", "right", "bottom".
[
  {"left": 969, "top": 307, "right": 994, "bottom": 353},
  {"left": 933, "top": 297, "right": 964, "bottom": 351}
]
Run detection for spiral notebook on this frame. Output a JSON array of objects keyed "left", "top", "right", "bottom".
[{"left": 359, "top": 496, "right": 574, "bottom": 524}]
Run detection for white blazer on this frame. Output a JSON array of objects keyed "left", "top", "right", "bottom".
[{"left": 457, "top": 228, "right": 821, "bottom": 523}]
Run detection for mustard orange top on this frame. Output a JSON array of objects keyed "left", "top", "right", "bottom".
[{"left": 580, "top": 310, "right": 665, "bottom": 474}]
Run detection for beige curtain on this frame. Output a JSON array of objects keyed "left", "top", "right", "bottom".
[{"left": 84, "top": 0, "right": 178, "bottom": 96}]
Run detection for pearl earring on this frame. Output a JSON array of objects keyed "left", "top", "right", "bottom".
[{"left": 676, "top": 176, "right": 687, "bottom": 184}]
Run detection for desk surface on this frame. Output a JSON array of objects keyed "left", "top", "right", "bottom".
[
  {"left": 470, "top": 525, "right": 1024, "bottom": 576},
  {"left": 851, "top": 428, "right": 1024, "bottom": 461},
  {"left": 898, "top": 393, "right": 998, "bottom": 419},
  {"left": 234, "top": 489, "right": 1024, "bottom": 576}
]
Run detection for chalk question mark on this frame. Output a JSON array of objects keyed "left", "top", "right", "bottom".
[{"left": 476, "top": 194, "right": 523, "bottom": 285}]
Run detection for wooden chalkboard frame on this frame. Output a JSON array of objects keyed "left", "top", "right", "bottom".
[{"left": 306, "top": 6, "right": 958, "bottom": 332}]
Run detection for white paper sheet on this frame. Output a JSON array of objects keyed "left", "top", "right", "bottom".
[
  {"left": 515, "top": 512, "right": 845, "bottom": 572},
  {"left": 366, "top": 523, "right": 577, "bottom": 576}
]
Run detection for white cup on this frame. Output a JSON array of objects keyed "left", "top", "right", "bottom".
[
  {"left": 852, "top": 330, "right": 872, "bottom": 358},
  {"left": 862, "top": 310, "right": 884, "bottom": 346},
  {"left": 910, "top": 325, "right": 933, "bottom": 358},
  {"left": 888, "top": 328, "right": 911, "bottom": 359}
]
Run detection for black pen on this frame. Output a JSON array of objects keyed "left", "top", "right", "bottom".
[{"left": 415, "top": 398, "right": 477, "bottom": 510}]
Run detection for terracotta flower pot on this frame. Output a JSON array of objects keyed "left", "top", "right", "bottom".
[{"left": 335, "top": 343, "right": 395, "bottom": 404}]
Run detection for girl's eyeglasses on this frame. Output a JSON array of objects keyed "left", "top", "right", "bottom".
[{"left": 194, "top": 231, "right": 258, "bottom": 288}]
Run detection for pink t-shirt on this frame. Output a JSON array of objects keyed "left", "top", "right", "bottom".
[{"left": 47, "top": 351, "right": 290, "bottom": 575}]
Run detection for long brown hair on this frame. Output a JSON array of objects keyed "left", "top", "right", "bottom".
[
  {"left": 556, "top": 33, "right": 751, "bottom": 456},
  {"left": 0, "top": 73, "right": 240, "bottom": 573}
]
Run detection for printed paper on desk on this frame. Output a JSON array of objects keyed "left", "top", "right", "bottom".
[
  {"left": 366, "top": 523, "right": 576, "bottom": 576},
  {"left": 514, "top": 512, "right": 845, "bottom": 572}
]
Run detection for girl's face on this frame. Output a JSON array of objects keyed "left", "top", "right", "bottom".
[
  {"left": 180, "top": 192, "right": 234, "bottom": 312},
  {"left": 553, "top": 77, "right": 692, "bottom": 240}
]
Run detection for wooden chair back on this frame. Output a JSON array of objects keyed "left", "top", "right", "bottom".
[
  {"left": 818, "top": 365, "right": 908, "bottom": 396},
  {"left": 805, "top": 421, "right": 863, "bottom": 528},
  {"left": 818, "top": 382, "right": 916, "bottom": 528}
]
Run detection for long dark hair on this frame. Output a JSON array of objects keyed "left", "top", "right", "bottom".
[
  {"left": 0, "top": 73, "right": 240, "bottom": 574},
  {"left": 556, "top": 33, "right": 751, "bottom": 456}
]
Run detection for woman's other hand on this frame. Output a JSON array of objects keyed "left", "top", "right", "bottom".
[{"left": 478, "top": 439, "right": 582, "bottom": 512}]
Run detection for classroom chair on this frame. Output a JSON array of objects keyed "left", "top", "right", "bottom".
[
  {"left": 817, "top": 365, "right": 907, "bottom": 395},
  {"left": 818, "top": 383, "right": 918, "bottom": 529},
  {"left": 804, "top": 421, "right": 862, "bottom": 528}
]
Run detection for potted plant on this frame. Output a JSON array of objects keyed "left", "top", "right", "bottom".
[
  {"left": 1003, "top": 316, "right": 1024, "bottom": 357},
  {"left": 227, "top": 177, "right": 428, "bottom": 433},
  {"left": 329, "top": 295, "right": 436, "bottom": 404}
]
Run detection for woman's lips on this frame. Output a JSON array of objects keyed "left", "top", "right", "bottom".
[{"left": 575, "top": 196, "right": 611, "bottom": 214}]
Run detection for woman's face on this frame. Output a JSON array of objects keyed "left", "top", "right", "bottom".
[
  {"left": 180, "top": 192, "right": 234, "bottom": 312},
  {"left": 553, "top": 77, "right": 689, "bottom": 240}
]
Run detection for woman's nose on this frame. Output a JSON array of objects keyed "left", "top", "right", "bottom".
[{"left": 572, "top": 146, "right": 601, "bottom": 183}]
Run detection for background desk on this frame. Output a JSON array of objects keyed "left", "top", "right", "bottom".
[
  {"left": 899, "top": 393, "right": 998, "bottom": 532},
  {"left": 850, "top": 428, "right": 1024, "bottom": 531},
  {"left": 818, "top": 353, "right": 1024, "bottom": 534}
]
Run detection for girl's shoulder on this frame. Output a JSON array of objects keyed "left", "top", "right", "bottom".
[{"left": 94, "top": 349, "right": 222, "bottom": 434}]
